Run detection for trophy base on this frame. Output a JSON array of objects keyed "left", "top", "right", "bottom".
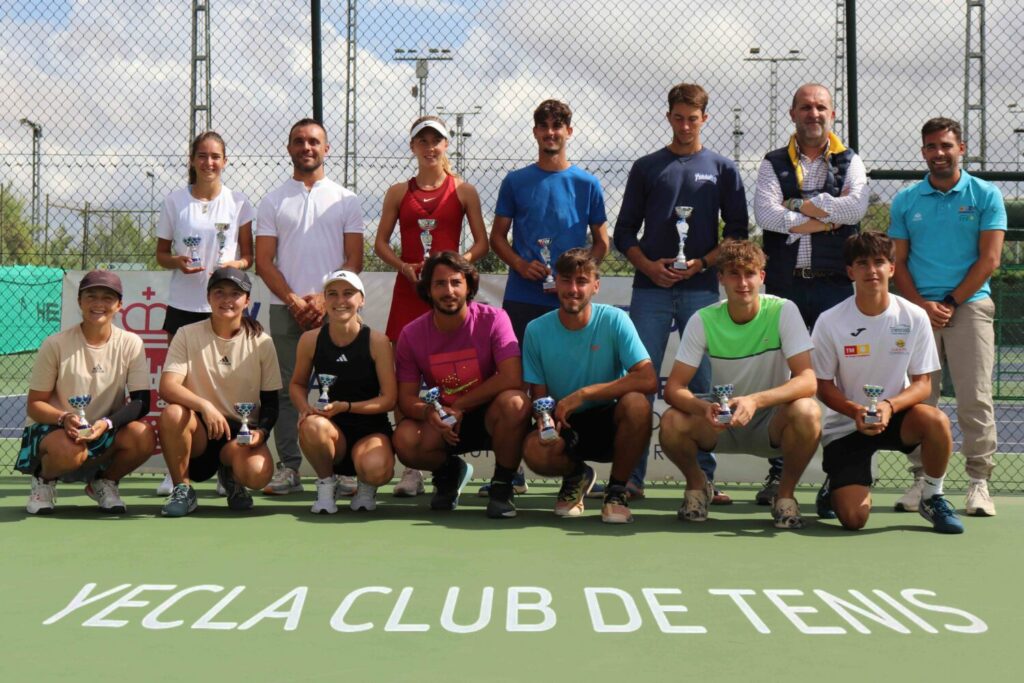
[
  {"left": 542, "top": 281, "right": 557, "bottom": 293},
  {"left": 316, "top": 401, "right": 331, "bottom": 411},
  {"left": 188, "top": 259, "right": 203, "bottom": 269},
  {"left": 716, "top": 414, "right": 732, "bottom": 425},
  {"left": 77, "top": 426, "right": 93, "bottom": 439},
  {"left": 864, "top": 414, "right": 880, "bottom": 425},
  {"left": 441, "top": 415, "right": 458, "bottom": 428},
  {"left": 672, "top": 259, "right": 689, "bottom": 270},
  {"left": 237, "top": 432, "right": 253, "bottom": 445},
  {"left": 539, "top": 427, "right": 558, "bottom": 443}
]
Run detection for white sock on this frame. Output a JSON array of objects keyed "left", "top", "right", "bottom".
[{"left": 921, "top": 474, "right": 945, "bottom": 500}]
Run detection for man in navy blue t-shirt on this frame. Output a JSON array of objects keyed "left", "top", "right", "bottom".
[{"left": 613, "top": 83, "right": 749, "bottom": 500}]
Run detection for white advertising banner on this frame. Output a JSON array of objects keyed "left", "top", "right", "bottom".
[{"left": 62, "top": 270, "right": 823, "bottom": 483}]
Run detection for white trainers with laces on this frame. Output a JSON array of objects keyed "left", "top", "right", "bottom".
[
  {"left": 393, "top": 468, "right": 425, "bottom": 497},
  {"left": 311, "top": 475, "right": 338, "bottom": 514},
  {"left": 263, "top": 465, "right": 303, "bottom": 495},
  {"left": 351, "top": 482, "right": 378, "bottom": 511},
  {"left": 894, "top": 477, "right": 924, "bottom": 512},
  {"left": 336, "top": 475, "right": 358, "bottom": 497},
  {"left": 85, "top": 478, "right": 126, "bottom": 514},
  {"left": 156, "top": 473, "right": 173, "bottom": 496},
  {"left": 965, "top": 479, "right": 996, "bottom": 516},
  {"left": 27, "top": 476, "right": 56, "bottom": 515}
]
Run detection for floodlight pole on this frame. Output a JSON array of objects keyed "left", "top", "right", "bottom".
[
  {"left": 744, "top": 48, "right": 806, "bottom": 147},
  {"left": 395, "top": 48, "right": 453, "bottom": 118},
  {"left": 20, "top": 117, "right": 43, "bottom": 228}
]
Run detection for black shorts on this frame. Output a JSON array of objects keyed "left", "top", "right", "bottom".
[
  {"left": 562, "top": 403, "right": 618, "bottom": 463},
  {"left": 502, "top": 299, "right": 557, "bottom": 343},
  {"left": 823, "top": 411, "right": 917, "bottom": 490},
  {"left": 188, "top": 417, "right": 243, "bottom": 483},
  {"left": 330, "top": 416, "right": 394, "bottom": 476},
  {"left": 163, "top": 306, "right": 211, "bottom": 336},
  {"left": 446, "top": 406, "right": 492, "bottom": 457}
]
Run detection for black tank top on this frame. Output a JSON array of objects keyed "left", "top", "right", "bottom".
[{"left": 313, "top": 323, "right": 388, "bottom": 430}]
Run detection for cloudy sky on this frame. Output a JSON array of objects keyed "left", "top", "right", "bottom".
[{"left": 1, "top": 0, "right": 1021, "bottom": 246}]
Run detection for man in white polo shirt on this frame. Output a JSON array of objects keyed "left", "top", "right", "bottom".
[{"left": 255, "top": 118, "right": 365, "bottom": 495}]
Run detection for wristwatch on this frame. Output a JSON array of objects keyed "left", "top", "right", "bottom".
[
  {"left": 942, "top": 294, "right": 959, "bottom": 309},
  {"left": 699, "top": 257, "right": 709, "bottom": 272},
  {"left": 786, "top": 198, "right": 804, "bottom": 212}
]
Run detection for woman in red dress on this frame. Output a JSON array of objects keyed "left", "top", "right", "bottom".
[{"left": 374, "top": 115, "right": 488, "bottom": 496}]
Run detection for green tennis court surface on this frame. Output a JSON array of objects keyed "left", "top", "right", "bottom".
[{"left": 2, "top": 476, "right": 1021, "bottom": 682}]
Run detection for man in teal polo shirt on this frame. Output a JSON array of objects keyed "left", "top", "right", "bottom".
[{"left": 890, "top": 117, "right": 1006, "bottom": 517}]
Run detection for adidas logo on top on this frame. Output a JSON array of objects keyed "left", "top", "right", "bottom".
[
  {"left": 219, "top": 355, "right": 231, "bottom": 366},
  {"left": 336, "top": 354, "right": 348, "bottom": 363},
  {"left": 91, "top": 364, "right": 105, "bottom": 374}
]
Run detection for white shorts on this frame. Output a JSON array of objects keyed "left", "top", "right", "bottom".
[{"left": 712, "top": 406, "right": 781, "bottom": 459}]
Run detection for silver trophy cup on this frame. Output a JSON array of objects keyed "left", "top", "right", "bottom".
[
  {"left": 537, "top": 238, "right": 556, "bottom": 292},
  {"left": 68, "top": 394, "right": 93, "bottom": 438},
  {"left": 863, "top": 385, "right": 885, "bottom": 424},
  {"left": 235, "top": 402, "right": 256, "bottom": 445},
  {"left": 713, "top": 384, "right": 735, "bottom": 424},
  {"left": 215, "top": 223, "right": 229, "bottom": 264},
  {"left": 533, "top": 396, "right": 558, "bottom": 443},
  {"left": 183, "top": 235, "right": 203, "bottom": 268},
  {"left": 419, "top": 218, "right": 438, "bottom": 257},
  {"left": 424, "top": 386, "right": 457, "bottom": 427},
  {"left": 672, "top": 206, "right": 693, "bottom": 270},
  {"left": 316, "top": 374, "right": 337, "bottom": 411}
]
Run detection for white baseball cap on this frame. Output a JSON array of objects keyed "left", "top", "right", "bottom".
[
  {"left": 410, "top": 119, "right": 450, "bottom": 140},
  {"left": 322, "top": 269, "right": 365, "bottom": 296}
]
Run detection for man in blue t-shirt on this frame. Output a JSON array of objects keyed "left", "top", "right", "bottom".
[
  {"left": 521, "top": 249, "right": 657, "bottom": 524},
  {"left": 890, "top": 117, "right": 1007, "bottom": 517},
  {"left": 490, "top": 100, "right": 610, "bottom": 342},
  {"left": 613, "top": 83, "right": 749, "bottom": 501}
]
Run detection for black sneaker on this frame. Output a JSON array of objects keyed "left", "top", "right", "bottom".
[
  {"left": 816, "top": 478, "right": 836, "bottom": 519},
  {"left": 755, "top": 472, "right": 780, "bottom": 506},
  {"left": 486, "top": 481, "right": 517, "bottom": 518},
  {"left": 222, "top": 467, "right": 253, "bottom": 511},
  {"left": 430, "top": 459, "right": 474, "bottom": 510}
]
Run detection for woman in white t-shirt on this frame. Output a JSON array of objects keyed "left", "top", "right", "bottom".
[
  {"left": 157, "top": 268, "right": 283, "bottom": 517},
  {"left": 155, "top": 131, "right": 255, "bottom": 336},
  {"left": 154, "top": 131, "right": 255, "bottom": 496}
]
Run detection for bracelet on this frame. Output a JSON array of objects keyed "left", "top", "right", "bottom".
[
  {"left": 881, "top": 399, "right": 895, "bottom": 413},
  {"left": 345, "top": 401, "right": 352, "bottom": 413},
  {"left": 56, "top": 412, "right": 70, "bottom": 428},
  {"left": 699, "top": 256, "right": 709, "bottom": 272},
  {"left": 101, "top": 417, "right": 114, "bottom": 431}
]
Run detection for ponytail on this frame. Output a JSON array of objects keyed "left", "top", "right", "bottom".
[{"left": 240, "top": 314, "right": 263, "bottom": 338}]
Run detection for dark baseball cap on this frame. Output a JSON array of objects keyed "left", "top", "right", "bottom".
[
  {"left": 207, "top": 266, "right": 252, "bottom": 293},
  {"left": 78, "top": 270, "right": 123, "bottom": 298}
]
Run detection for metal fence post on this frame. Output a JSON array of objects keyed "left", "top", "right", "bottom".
[{"left": 82, "top": 201, "right": 90, "bottom": 270}]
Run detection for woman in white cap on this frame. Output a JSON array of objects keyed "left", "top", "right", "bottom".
[
  {"left": 157, "top": 267, "right": 281, "bottom": 516},
  {"left": 374, "top": 115, "right": 488, "bottom": 497},
  {"left": 154, "top": 130, "right": 255, "bottom": 496},
  {"left": 17, "top": 270, "right": 156, "bottom": 514},
  {"left": 289, "top": 269, "right": 397, "bottom": 514}
]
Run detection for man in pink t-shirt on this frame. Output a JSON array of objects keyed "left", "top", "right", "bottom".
[{"left": 394, "top": 252, "right": 530, "bottom": 518}]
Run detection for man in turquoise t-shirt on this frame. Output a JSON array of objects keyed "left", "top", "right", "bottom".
[
  {"left": 521, "top": 249, "right": 656, "bottom": 524},
  {"left": 658, "top": 240, "right": 821, "bottom": 529},
  {"left": 890, "top": 117, "right": 1006, "bottom": 517}
]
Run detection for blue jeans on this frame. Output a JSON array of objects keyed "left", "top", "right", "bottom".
[{"left": 628, "top": 286, "right": 719, "bottom": 488}]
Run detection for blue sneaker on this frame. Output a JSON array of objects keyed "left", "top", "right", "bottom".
[
  {"left": 161, "top": 483, "right": 198, "bottom": 517},
  {"left": 919, "top": 494, "right": 964, "bottom": 534},
  {"left": 431, "top": 459, "right": 474, "bottom": 510},
  {"left": 816, "top": 478, "right": 837, "bottom": 519}
]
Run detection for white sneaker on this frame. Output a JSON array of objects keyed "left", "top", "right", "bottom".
[
  {"left": 311, "top": 476, "right": 338, "bottom": 515},
  {"left": 85, "top": 478, "right": 126, "bottom": 514},
  {"left": 351, "top": 482, "right": 378, "bottom": 511},
  {"left": 27, "top": 476, "right": 56, "bottom": 515},
  {"left": 894, "top": 477, "right": 924, "bottom": 512},
  {"left": 965, "top": 479, "right": 996, "bottom": 516},
  {"left": 156, "top": 473, "right": 173, "bottom": 496},
  {"left": 393, "top": 468, "right": 425, "bottom": 497},
  {"left": 336, "top": 475, "right": 358, "bottom": 497},
  {"left": 263, "top": 465, "right": 303, "bottom": 495}
]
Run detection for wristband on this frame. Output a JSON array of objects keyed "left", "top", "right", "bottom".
[
  {"left": 942, "top": 294, "right": 959, "bottom": 309},
  {"left": 699, "top": 256, "right": 709, "bottom": 272},
  {"left": 56, "top": 412, "right": 71, "bottom": 428},
  {"left": 101, "top": 417, "right": 114, "bottom": 432},
  {"left": 881, "top": 399, "right": 895, "bottom": 413}
]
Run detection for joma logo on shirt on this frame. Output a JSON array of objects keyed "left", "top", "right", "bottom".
[{"left": 844, "top": 344, "right": 870, "bottom": 357}]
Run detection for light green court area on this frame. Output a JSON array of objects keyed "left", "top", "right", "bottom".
[{"left": 1, "top": 476, "right": 1021, "bottom": 683}]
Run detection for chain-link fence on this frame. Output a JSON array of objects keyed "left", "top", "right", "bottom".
[{"left": 2, "top": 1, "right": 1023, "bottom": 490}]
